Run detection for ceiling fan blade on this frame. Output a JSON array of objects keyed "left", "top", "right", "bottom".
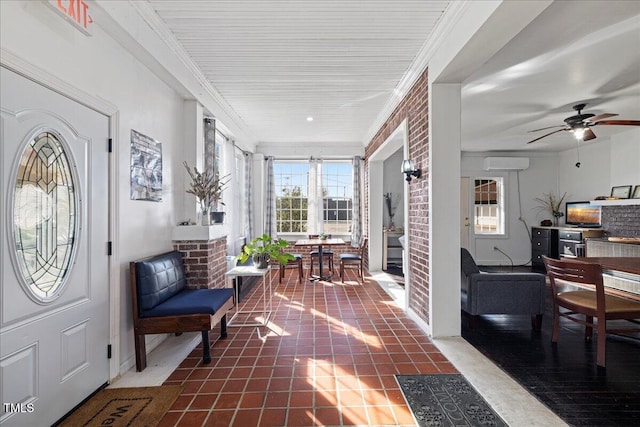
[
  {"left": 528, "top": 125, "right": 565, "bottom": 132},
  {"left": 582, "top": 128, "right": 596, "bottom": 141},
  {"left": 592, "top": 119, "right": 640, "bottom": 126},
  {"left": 585, "top": 113, "right": 618, "bottom": 123},
  {"left": 526, "top": 128, "right": 567, "bottom": 144}
]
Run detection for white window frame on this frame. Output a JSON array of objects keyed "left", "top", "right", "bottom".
[{"left": 473, "top": 175, "right": 506, "bottom": 236}]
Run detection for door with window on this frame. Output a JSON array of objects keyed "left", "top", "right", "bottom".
[{"left": 1, "top": 67, "right": 110, "bottom": 425}]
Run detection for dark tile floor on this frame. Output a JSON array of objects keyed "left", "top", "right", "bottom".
[{"left": 463, "top": 269, "right": 640, "bottom": 427}]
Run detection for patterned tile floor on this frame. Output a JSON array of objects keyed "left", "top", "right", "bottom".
[{"left": 158, "top": 268, "right": 456, "bottom": 426}]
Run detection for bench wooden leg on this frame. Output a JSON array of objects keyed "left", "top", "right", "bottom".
[
  {"left": 201, "top": 330, "right": 212, "bottom": 364},
  {"left": 134, "top": 332, "right": 147, "bottom": 372},
  {"left": 220, "top": 314, "right": 228, "bottom": 338}
]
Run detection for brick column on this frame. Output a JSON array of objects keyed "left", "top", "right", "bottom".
[{"left": 174, "top": 236, "right": 227, "bottom": 289}]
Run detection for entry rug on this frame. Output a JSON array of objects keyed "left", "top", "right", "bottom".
[
  {"left": 57, "top": 385, "right": 182, "bottom": 427},
  {"left": 396, "top": 374, "right": 507, "bottom": 427}
]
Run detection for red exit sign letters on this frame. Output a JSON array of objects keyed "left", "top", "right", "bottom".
[{"left": 45, "top": 0, "right": 94, "bottom": 36}]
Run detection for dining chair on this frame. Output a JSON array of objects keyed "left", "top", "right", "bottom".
[
  {"left": 279, "top": 252, "right": 303, "bottom": 284},
  {"left": 542, "top": 256, "right": 640, "bottom": 368},
  {"left": 308, "top": 234, "right": 334, "bottom": 277},
  {"left": 339, "top": 237, "right": 367, "bottom": 281}
]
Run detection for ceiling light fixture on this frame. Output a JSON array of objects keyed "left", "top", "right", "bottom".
[
  {"left": 572, "top": 126, "right": 586, "bottom": 140},
  {"left": 306, "top": 116, "right": 314, "bottom": 122}
]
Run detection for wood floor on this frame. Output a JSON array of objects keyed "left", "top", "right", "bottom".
[{"left": 463, "top": 270, "right": 640, "bottom": 427}]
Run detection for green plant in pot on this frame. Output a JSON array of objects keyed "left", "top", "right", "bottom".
[{"left": 236, "top": 234, "right": 296, "bottom": 269}]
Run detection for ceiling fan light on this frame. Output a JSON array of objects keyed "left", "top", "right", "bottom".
[{"left": 573, "top": 127, "right": 586, "bottom": 140}]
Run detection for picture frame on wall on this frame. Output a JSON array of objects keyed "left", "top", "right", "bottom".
[
  {"left": 610, "top": 185, "right": 632, "bottom": 199},
  {"left": 632, "top": 185, "right": 640, "bottom": 199}
]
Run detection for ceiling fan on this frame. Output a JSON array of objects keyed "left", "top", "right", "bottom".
[{"left": 526, "top": 103, "right": 640, "bottom": 144}]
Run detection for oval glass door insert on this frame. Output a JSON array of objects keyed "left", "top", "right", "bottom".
[{"left": 13, "top": 131, "right": 78, "bottom": 303}]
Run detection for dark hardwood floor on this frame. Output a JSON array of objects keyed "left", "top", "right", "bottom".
[{"left": 463, "top": 267, "right": 640, "bottom": 426}]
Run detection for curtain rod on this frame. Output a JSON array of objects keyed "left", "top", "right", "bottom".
[{"left": 264, "top": 156, "right": 364, "bottom": 161}]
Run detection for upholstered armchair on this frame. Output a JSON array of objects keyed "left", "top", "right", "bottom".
[{"left": 460, "top": 248, "right": 546, "bottom": 329}]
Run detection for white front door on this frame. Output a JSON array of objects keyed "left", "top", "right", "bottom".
[{"left": 1, "top": 67, "right": 110, "bottom": 426}]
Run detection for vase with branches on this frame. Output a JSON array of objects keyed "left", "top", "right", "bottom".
[
  {"left": 183, "top": 161, "right": 230, "bottom": 225},
  {"left": 534, "top": 191, "right": 566, "bottom": 226}
]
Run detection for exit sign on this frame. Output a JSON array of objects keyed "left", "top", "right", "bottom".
[{"left": 44, "top": 0, "right": 93, "bottom": 36}]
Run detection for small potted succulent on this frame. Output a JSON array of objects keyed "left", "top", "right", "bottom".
[
  {"left": 183, "top": 162, "right": 229, "bottom": 225},
  {"left": 236, "top": 234, "right": 296, "bottom": 269}
]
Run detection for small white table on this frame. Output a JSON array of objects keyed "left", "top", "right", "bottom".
[{"left": 225, "top": 265, "right": 272, "bottom": 327}]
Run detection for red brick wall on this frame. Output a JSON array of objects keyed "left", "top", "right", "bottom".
[
  {"left": 364, "top": 68, "right": 430, "bottom": 323},
  {"left": 174, "top": 236, "right": 227, "bottom": 289}
]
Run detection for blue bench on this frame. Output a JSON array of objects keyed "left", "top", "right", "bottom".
[{"left": 130, "top": 251, "right": 235, "bottom": 371}]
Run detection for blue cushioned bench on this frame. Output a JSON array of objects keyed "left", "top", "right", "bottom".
[{"left": 130, "top": 251, "right": 235, "bottom": 371}]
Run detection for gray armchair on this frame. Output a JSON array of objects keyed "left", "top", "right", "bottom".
[{"left": 461, "top": 248, "right": 546, "bottom": 329}]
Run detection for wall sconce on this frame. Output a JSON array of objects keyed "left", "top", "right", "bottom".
[{"left": 401, "top": 159, "right": 421, "bottom": 182}]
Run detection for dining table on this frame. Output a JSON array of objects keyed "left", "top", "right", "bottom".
[{"left": 295, "top": 237, "right": 345, "bottom": 282}]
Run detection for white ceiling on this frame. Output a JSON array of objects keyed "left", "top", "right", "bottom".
[{"left": 145, "top": 0, "right": 640, "bottom": 152}]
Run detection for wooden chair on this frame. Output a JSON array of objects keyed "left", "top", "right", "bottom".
[
  {"left": 340, "top": 237, "right": 367, "bottom": 281},
  {"left": 542, "top": 256, "right": 640, "bottom": 368},
  {"left": 308, "top": 234, "right": 334, "bottom": 276},
  {"left": 279, "top": 252, "right": 303, "bottom": 283}
]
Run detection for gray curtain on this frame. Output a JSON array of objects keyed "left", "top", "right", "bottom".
[
  {"left": 265, "top": 156, "right": 277, "bottom": 238},
  {"left": 244, "top": 152, "right": 253, "bottom": 241},
  {"left": 351, "top": 156, "right": 363, "bottom": 246}
]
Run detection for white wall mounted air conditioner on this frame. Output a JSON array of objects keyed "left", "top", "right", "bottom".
[{"left": 483, "top": 157, "right": 530, "bottom": 171}]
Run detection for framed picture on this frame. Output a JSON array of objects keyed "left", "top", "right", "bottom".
[
  {"left": 610, "top": 185, "right": 632, "bottom": 199},
  {"left": 632, "top": 185, "right": 640, "bottom": 199}
]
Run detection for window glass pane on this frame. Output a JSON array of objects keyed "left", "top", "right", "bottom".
[
  {"left": 13, "top": 131, "right": 78, "bottom": 302},
  {"left": 474, "top": 177, "right": 504, "bottom": 234},
  {"left": 274, "top": 162, "right": 308, "bottom": 233},
  {"left": 322, "top": 162, "right": 353, "bottom": 234}
]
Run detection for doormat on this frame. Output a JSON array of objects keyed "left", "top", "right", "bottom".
[
  {"left": 56, "top": 385, "right": 182, "bottom": 427},
  {"left": 396, "top": 374, "right": 507, "bottom": 427}
]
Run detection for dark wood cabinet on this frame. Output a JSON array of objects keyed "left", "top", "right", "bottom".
[
  {"left": 531, "top": 227, "right": 603, "bottom": 271},
  {"left": 531, "top": 227, "right": 558, "bottom": 271}
]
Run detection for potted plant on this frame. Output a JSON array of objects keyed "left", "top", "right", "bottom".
[
  {"left": 183, "top": 162, "right": 229, "bottom": 225},
  {"left": 236, "top": 234, "right": 296, "bottom": 269},
  {"left": 534, "top": 191, "right": 566, "bottom": 226}
]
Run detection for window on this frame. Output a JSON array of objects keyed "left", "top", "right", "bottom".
[
  {"left": 275, "top": 162, "right": 309, "bottom": 233},
  {"left": 321, "top": 162, "right": 353, "bottom": 234},
  {"left": 273, "top": 160, "right": 353, "bottom": 234},
  {"left": 474, "top": 177, "right": 504, "bottom": 235}
]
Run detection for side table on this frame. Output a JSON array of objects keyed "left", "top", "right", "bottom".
[{"left": 225, "top": 265, "right": 272, "bottom": 327}]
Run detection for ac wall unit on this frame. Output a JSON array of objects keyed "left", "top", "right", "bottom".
[{"left": 483, "top": 157, "right": 530, "bottom": 171}]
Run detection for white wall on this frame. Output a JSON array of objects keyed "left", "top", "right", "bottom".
[
  {"left": 559, "top": 128, "right": 640, "bottom": 208},
  {"left": 461, "top": 152, "right": 559, "bottom": 265},
  {"left": 382, "top": 149, "right": 404, "bottom": 229},
  {"left": 1, "top": 1, "right": 186, "bottom": 373}
]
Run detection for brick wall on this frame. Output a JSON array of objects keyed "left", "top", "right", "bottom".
[
  {"left": 174, "top": 236, "right": 227, "bottom": 289},
  {"left": 364, "top": 68, "right": 431, "bottom": 323},
  {"left": 602, "top": 205, "right": 640, "bottom": 238}
]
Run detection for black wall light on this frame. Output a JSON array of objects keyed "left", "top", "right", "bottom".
[{"left": 401, "top": 159, "right": 421, "bottom": 182}]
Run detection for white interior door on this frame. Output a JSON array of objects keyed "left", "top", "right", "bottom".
[{"left": 1, "top": 67, "right": 110, "bottom": 426}]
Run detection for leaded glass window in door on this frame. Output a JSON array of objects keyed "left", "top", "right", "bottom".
[{"left": 12, "top": 131, "right": 78, "bottom": 302}]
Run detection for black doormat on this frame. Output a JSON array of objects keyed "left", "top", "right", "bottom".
[{"left": 396, "top": 374, "right": 507, "bottom": 427}]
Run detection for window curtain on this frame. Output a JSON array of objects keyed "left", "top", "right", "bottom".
[
  {"left": 265, "top": 156, "right": 277, "bottom": 238},
  {"left": 307, "top": 157, "right": 323, "bottom": 235},
  {"left": 244, "top": 152, "right": 253, "bottom": 241},
  {"left": 222, "top": 139, "right": 239, "bottom": 253},
  {"left": 351, "top": 156, "right": 364, "bottom": 246}
]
